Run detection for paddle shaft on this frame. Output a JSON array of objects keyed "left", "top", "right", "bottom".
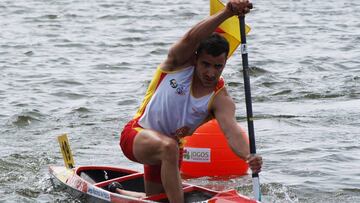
[{"left": 239, "top": 15, "right": 261, "bottom": 201}]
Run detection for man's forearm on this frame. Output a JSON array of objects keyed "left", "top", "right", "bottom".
[
  {"left": 227, "top": 127, "right": 250, "bottom": 160},
  {"left": 185, "top": 9, "right": 233, "bottom": 45}
]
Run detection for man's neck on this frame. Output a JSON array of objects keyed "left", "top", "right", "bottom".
[{"left": 191, "top": 74, "right": 215, "bottom": 98}]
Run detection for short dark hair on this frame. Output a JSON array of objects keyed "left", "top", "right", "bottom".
[{"left": 196, "top": 33, "right": 229, "bottom": 58}]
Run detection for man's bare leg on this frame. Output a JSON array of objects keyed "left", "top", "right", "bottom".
[
  {"left": 133, "top": 129, "right": 184, "bottom": 203},
  {"left": 160, "top": 144, "right": 183, "bottom": 203},
  {"left": 116, "top": 188, "right": 146, "bottom": 198},
  {"left": 144, "top": 181, "right": 164, "bottom": 195}
]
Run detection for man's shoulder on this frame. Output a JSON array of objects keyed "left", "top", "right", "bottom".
[
  {"left": 213, "top": 85, "right": 233, "bottom": 103},
  {"left": 160, "top": 56, "right": 195, "bottom": 72},
  {"left": 159, "top": 62, "right": 195, "bottom": 73},
  {"left": 215, "top": 77, "right": 226, "bottom": 92},
  {"left": 211, "top": 86, "right": 235, "bottom": 116}
]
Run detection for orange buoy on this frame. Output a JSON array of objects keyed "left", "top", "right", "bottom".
[{"left": 181, "top": 119, "right": 249, "bottom": 178}]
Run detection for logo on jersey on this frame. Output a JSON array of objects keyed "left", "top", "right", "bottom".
[
  {"left": 174, "top": 126, "right": 190, "bottom": 137},
  {"left": 176, "top": 84, "right": 185, "bottom": 95},
  {"left": 169, "top": 79, "right": 185, "bottom": 95},
  {"left": 170, "top": 79, "right": 178, "bottom": 88}
]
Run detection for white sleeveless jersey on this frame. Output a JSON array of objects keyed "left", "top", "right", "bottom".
[{"left": 134, "top": 66, "right": 225, "bottom": 138}]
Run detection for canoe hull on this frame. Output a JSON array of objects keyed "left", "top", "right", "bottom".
[{"left": 49, "top": 165, "right": 258, "bottom": 203}]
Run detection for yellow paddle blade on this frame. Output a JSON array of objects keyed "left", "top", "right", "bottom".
[
  {"left": 57, "top": 134, "right": 75, "bottom": 169},
  {"left": 210, "top": 0, "right": 251, "bottom": 57}
]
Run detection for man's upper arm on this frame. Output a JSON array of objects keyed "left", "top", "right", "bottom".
[
  {"left": 161, "top": 33, "right": 197, "bottom": 71},
  {"left": 213, "top": 88, "right": 250, "bottom": 159},
  {"left": 212, "top": 89, "right": 238, "bottom": 136}
]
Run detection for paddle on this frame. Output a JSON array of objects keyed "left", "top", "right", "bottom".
[
  {"left": 58, "top": 134, "right": 75, "bottom": 168},
  {"left": 238, "top": 15, "right": 261, "bottom": 201}
]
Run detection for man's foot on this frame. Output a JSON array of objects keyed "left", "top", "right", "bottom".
[
  {"left": 108, "top": 182, "right": 124, "bottom": 193},
  {"left": 108, "top": 181, "right": 146, "bottom": 198}
]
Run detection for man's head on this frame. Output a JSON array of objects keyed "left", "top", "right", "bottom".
[
  {"left": 196, "top": 33, "right": 230, "bottom": 59},
  {"left": 194, "top": 33, "right": 229, "bottom": 88}
]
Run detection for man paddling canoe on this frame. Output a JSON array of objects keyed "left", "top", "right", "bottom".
[{"left": 119, "top": 0, "right": 262, "bottom": 202}]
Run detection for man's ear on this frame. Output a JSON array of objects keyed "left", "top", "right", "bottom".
[{"left": 192, "top": 54, "right": 198, "bottom": 65}]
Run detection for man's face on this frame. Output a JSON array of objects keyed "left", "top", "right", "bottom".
[{"left": 195, "top": 52, "right": 227, "bottom": 88}]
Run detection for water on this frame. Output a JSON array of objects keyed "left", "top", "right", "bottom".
[{"left": 1, "top": 0, "right": 359, "bottom": 202}]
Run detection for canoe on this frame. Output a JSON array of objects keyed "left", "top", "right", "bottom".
[{"left": 49, "top": 165, "right": 259, "bottom": 203}]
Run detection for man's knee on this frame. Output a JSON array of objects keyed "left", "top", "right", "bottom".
[{"left": 160, "top": 138, "right": 179, "bottom": 162}]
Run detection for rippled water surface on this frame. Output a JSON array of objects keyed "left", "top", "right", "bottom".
[{"left": 1, "top": 0, "right": 359, "bottom": 202}]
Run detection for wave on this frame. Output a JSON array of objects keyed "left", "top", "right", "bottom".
[{"left": 11, "top": 110, "right": 45, "bottom": 127}]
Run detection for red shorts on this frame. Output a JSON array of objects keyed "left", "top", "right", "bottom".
[
  {"left": 120, "top": 119, "right": 141, "bottom": 162},
  {"left": 120, "top": 119, "right": 183, "bottom": 183}
]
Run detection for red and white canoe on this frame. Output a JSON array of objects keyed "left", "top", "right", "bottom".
[{"left": 49, "top": 165, "right": 259, "bottom": 203}]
